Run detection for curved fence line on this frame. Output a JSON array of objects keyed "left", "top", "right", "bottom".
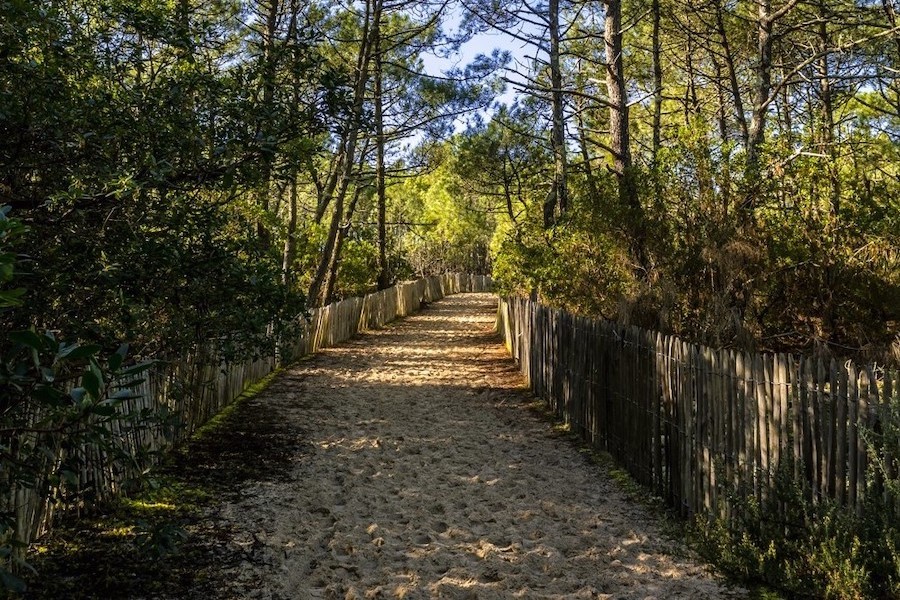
[
  {"left": 498, "top": 296, "right": 898, "bottom": 523},
  {"left": 6, "top": 273, "right": 492, "bottom": 550}
]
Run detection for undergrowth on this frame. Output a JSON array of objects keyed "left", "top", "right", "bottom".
[
  {"left": 20, "top": 368, "right": 286, "bottom": 598},
  {"left": 692, "top": 394, "right": 900, "bottom": 599},
  {"left": 524, "top": 385, "right": 900, "bottom": 599}
]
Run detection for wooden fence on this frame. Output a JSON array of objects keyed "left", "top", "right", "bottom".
[
  {"left": 6, "top": 273, "right": 492, "bottom": 548},
  {"left": 498, "top": 296, "right": 898, "bottom": 522}
]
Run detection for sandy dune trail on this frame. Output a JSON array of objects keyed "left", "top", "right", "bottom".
[{"left": 214, "top": 293, "right": 745, "bottom": 599}]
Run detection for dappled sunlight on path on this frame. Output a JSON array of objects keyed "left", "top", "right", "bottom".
[{"left": 211, "top": 294, "right": 746, "bottom": 599}]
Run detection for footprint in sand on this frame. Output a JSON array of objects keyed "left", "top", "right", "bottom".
[{"left": 201, "top": 294, "right": 746, "bottom": 600}]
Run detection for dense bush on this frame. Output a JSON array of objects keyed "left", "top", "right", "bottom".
[{"left": 693, "top": 392, "right": 900, "bottom": 599}]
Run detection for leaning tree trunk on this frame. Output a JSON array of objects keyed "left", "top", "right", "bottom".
[
  {"left": 714, "top": 0, "right": 749, "bottom": 146},
  {"left": 817, "top": 1, "right": 839, "bottom": 217},
  {"left": 308, "top": 0, "right": 378, "bottom": 306},
  {"left": 323, "top": 182, "right": 365, "bottom": 305}
]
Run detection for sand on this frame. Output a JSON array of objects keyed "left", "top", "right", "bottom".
[{"left": 208, "top": 293, "right": 746, "bottom": 600}]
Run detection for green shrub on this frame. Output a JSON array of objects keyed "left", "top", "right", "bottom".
[{"left": 693, "top": 392, "right": 900, "bottom": 599}]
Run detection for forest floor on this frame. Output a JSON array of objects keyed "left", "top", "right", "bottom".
[{"left": 27, "top": 293, "right": 747, "bottom": 599}]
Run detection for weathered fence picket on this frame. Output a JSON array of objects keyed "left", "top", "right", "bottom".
[{"left": 497, "top": 296, "right": 898, "bottom": 525}]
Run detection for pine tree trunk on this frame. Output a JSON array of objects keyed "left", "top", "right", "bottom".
[
  {"left": 545, "top": 0, "right": 568, "bottom": 228},
  {"left": 281, "top": 176, "right": 298, "bottom": 286},
  {"left": 323, "top": 181, "right": 365, "bottom": 304},
  {"left": 817, "top": 3, "right": 839, "bottom": 216},
  {"left": 651, "top": 0, "right": 662, "bottom": 165},
  {"left": 308, "top": 0, "right": 378, "bottom": 306},
  {"left": 256, "top": 0, "right": 281, "bottom": 249},
  {"left": 744, "top": 0, "right": 775, "bottom": 220},
  {"left": 714, "top": 0, "right": 749, "bottom": 146},
  {"left": 605, "top": 0, "right": 645, "bottom": 268},
  {"left": 374, "top": 10, "right": 390, "bottom": 290}
]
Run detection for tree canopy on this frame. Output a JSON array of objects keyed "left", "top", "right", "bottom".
[{"left": 1, "top": 0, "right": 899, "bottom": 591}]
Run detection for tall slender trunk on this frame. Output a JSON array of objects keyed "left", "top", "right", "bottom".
[
  {"left": 605, "top": 0, "right": 630, "bottom": 183},
  {"left": 545, "top": 0, "right": 568, "bottom": 228},
  {"left": 310, "top": 180, "right": 346, "bottom": 306},
  {"left": 312, "top": 0, "right": 375, "bottom": 226},
  {"left": 605, "top": 0, "right": 644, "bottom": 268},
  {"left": 314, "top": 140, "right": 347, "bottom": 224},
  {"left": 714, "top": 0, "right": 749, "bottom": 146},
  {"left": 711, "top": 57, "right": 729, "bottom": 143},
  {"left": 711, "top": 57, "right": 732, "bottom": 217},
  {"left": 374, "top": 10, "right": 390, "bottom": 289},
  {"left": 817, "top": 3, "right": 839, "bottom": 216},
  {"left": 744, "top": 0, "right": 776, "bottom": 220},
  {"left": 499, "top": 153, "right": 518, "bottom": 223},
  {"left": 308, "top": 0, "right": 378, "bottom": 306},
  {"left": 256, "top": 0, "right": 281, "bottom": 249},
  {"left": 651, "top": 0, "right": 662, "bottom": 170},
  {"left": 323, "top": 141, "right": 370, "bottom": 304},
  {"left": 281, "top": 175, "right": 298, "bottom": 286},
  {"left": 280, "top": 0, "right": 302, "bottom": 289},
  {"left": 323, "top": 176, "right": 366, "bottom": 304},
  {"left": 779, "top": 71, "right": 793, "bottom": 147},
  {"left": 684, "top": 37, "right": 699, "bottom": 123},
  {"left": 575, "top": 102, "right": 599, "bottom": 203}
]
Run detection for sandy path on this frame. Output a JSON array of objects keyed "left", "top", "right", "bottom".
[{"left": 213, "top": 293, "right": 745, "bottom": 600}]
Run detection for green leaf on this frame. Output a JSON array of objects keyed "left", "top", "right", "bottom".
[
  {"left": 0, "top": 567, "right": 26, "bottom": 593},
  {"left": 41, "top": 331, "right": 59, "bottom": 355},
  {"left": 108, "top": 344, "right": 128, "bottom": 372},
  {"left": 58, "top": 344, "right": 102, "bottom": 361},
  {"left": 0, "top": 288, "right": 26, "bottom": 307},
  {"left": 81, "top": 370, "right": 102, "bottom": 400},
  {"left": 70, "top": 387, "right": 87, "bottom": 404},
  {"left": 8, "top": 330, "right": 44, "bottom": 352},
  {"left": 31, "top": 384, "right": 65, "bottom": 406},
  {"left": 119, "top": 361, "right": 155, "bottom": 377},
  {"left": 91, "top": 405, "right": 117, "bottom": 417}
]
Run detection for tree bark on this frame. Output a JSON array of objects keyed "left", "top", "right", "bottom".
[
  {"left": 374, "top": 11, "right": 390, "bottom": 290},
  {"left": 575, "top": 101, "right": 600, "bottom": 203},
  {"left": 308, "top": 0, "right": 378, "bottom": 306},
  {"left": 256, "top": 0, "right": 281, "bottom": 249},
  {"left": 743, "top": 0, "right": 802, "bottom": 220},
  {"left": 817, "top": 2, "right": 839, "bottom": 216},
  {"left": 746, "top": 0, "right": 774, "bottom": 183},
  {"left": 605, "top": 0, "right": 644, "bottom": 267},
  {"left": 714, "top": 0, "right": 749, "bottom": 146},
  {"left": 281, "top": 175, "right": 298, "bottom": 286},
  {"left": 684, "top": 36, "right": 699, "bottom": 122},
  {"left": 651, "top": 0, "right": 662, "bottom": 167},
  {"left": 312, "top": 0, "right": 375, "bottom": 226},
  {"left": 323, "top": 177, "right": 366, "bottom": 305},
  {"left": 545, "top": 0, "right": 568, "bottom": 228}
]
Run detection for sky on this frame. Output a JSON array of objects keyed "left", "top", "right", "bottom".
[{"left": 418, "top": 6, "right": 543, "bottom": 113}]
